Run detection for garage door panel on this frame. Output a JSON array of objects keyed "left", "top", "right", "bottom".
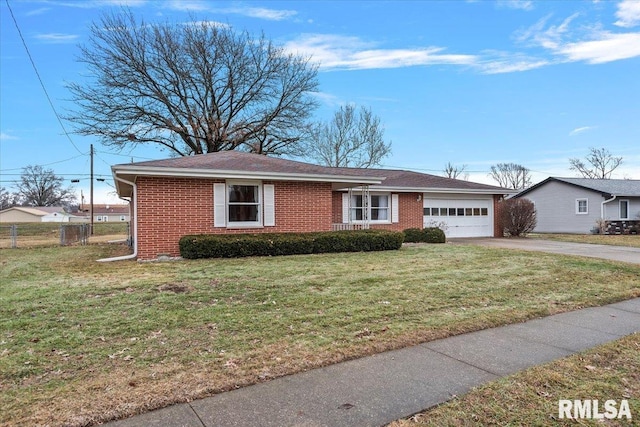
[{"left": 423, "top": 198, "right": 493, "bottom": 238}]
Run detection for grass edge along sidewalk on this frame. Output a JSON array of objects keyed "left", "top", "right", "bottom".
[
  {"left": 392, "top": 332, "right": 639, "bottom": 426},
  {"left": 1, "top": 243, "right": 640, "bottom": 426}
]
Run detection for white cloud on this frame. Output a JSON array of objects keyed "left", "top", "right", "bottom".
[
  {"left": 569, "top": 126, "right": 594, "bottom": 136},
  {"left": 165, "top": 2, "right": 297, "bottom": 20},
  {"left": 165, "top": 0, "right": 209, "bottom": 11},
  {"left": 0, "top": 132, "right": 18, "bottom": 140},
  {"left": 497, "top": 0, "right": 534, "bottom": 11},
  {"left": 34, "top": 33, "right": 79, "bottom": 43},
  {"left": 284, "top": 34, "right": 476, "bottom": 71},
  {"left": 517, "top": 12, "right": 640, "bottom": 64},
  {"left": 25, "top": 7, "right": 51, "bottom": 16},
  {"left": 615, "top": 0, "right": 640, "bottom": 28},
  {"left": 477, "top": 52, "right": 550, "bottom": 73},
  {"left": 558, "top": 31, "right": 640, "bottom": 63},
  {"left": 237, "top": 7, "right": 297, "bottom": 21}
]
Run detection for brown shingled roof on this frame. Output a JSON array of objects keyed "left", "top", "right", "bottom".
[{"left": 113, "top": 151, "right": 510, "bottom": 194}]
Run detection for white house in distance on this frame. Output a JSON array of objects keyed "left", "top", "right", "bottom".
[
  {"left": 0, "top": 206, "right": 71, "bottom": 223},
  {"left": 515, "top": 177, "right": 640, "bottom": 234}
]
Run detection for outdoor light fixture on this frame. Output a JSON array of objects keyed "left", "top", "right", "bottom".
[{"left": 417, "top": 194, "right": 422, "bottom": 202}]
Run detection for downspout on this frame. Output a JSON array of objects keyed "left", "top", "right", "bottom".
[
  {"left": 601, "top": 194, "right": 617, "bottom": 220},
  {"left": 97, "top": 175, "right": 137, "bottom": 262}
]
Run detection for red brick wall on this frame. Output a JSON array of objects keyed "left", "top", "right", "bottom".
[
  {"left": 135, "top": 177, "right": 333, "bottom": 260},
  {"left": 331, "top": 191, "right": 424, "bottom": 231}
]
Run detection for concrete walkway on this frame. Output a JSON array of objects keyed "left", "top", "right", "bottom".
[
  {"left": 449, "top": 238, "right": 640, "bottom": 265},
  {"left": 105, "top": 298, "right": 640, "bottom": 427}
]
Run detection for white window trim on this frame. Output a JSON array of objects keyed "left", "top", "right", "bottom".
[
  {"left": 349, "top": 192, "right": 392, "bottom": 224},
  {"left": 576, "top": 199, "right": 588, "bottom": 215},
  {"left": 226, "top": 180, "right": 263, "bottom": 228},
  {"left": 619, "top": 199, "right": 630, "bottom": 220}
]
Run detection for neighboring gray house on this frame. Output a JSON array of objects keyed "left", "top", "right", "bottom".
[{"left": 515, "top": 178, "right": 640, "bottom": 234}]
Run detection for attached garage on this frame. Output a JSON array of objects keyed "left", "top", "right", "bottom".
[{"left": 423, "top": 194, "right": 494, "bottom": 238}]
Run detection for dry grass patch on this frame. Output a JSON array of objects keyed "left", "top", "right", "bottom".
[
  {"left": 1, "top": 243, "right": 639, "bottom": 426},
  {"left": 391, "top": 333, "right": 640, "bottom": 426},
  {"left": 531, "top": 233, "right": 640, "bottom": 248}
]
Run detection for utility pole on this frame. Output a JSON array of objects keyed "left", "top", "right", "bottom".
[{"left": 90, "top": 143, "right": 94, "bottom": 235}]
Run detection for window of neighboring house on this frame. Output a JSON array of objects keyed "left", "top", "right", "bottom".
[
  {"left": 120, "top": 215, "right": 126, "bottom": 221},
  {"left": 96, "top": 216, "right": 102, "bottom": 222},
  {"left": 350, "top": 193, "right": 390, "bottom": 223},
  {"left": 102, "top": 216, "right": 109, "bottom": 222},
  {"left": 228, "top": 182, "right": 261, "bottom": 225},
  {"left": 576, "top": 199, "right": 588, "bottom": 214},
  {"left": 620, "top": 200, "right": 629, "bottom": 220}
]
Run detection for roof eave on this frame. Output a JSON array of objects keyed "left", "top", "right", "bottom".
[{"left": 111, "top": 165, "right": 385, "bottom": 197}]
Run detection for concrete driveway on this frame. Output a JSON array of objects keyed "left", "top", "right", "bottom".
[{"left": 450, "top": 238, "right": 640, "bottom": 265}]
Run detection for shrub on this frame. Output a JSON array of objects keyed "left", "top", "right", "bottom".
[
  {"left": 179, "top": 230, "right": 404, "bottom": 259},
  {"left": 501, "top": 198, "right": 537, "bottom": 237},
  {"left": 423, "top": 227, "right": 446, "bottom": 243},
  {"left": 403, "top": 228, "right": 424, "bottom": 243},
  {"left": 403, "top": 227, "right": 446, "bottom": 243}
]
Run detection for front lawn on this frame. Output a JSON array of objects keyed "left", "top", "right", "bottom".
[
  {"left": 1, "top": 243, "right": 639, "bottom": 426},
  {"left": 531, "top": 233, "right": 640, "bottom": 248}
]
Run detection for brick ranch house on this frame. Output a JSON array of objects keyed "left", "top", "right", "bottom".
[{"left": 111, "top": 151, "right": 513, "bottom": 261}]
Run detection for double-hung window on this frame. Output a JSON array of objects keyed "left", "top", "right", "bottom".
[
  {"left": 228, "top": 182, "right": 261, "bottom": 226},
  {"left": 349, "top": 193, "right": 390, "bottom": 223},
  {"left": 576, "top": 199, "right": 588, "bottom": 214}
]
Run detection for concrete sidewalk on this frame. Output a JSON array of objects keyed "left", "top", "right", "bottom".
[{"left": 106, "top": 298, "right": 640, "bottom": 427}]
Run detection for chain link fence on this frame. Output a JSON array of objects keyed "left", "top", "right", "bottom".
[{"left": 0, "top": 223, "right": 129, "bottom": 248}]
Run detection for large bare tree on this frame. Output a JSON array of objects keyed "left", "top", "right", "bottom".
[
  {"left": 443, "top": 162, "right": 468, "bottom": 180},
  {"left": 66, "top": 11, "right": 319, "bottom": 156},
  {"left": 569, "top": 147, "right": 623, "bottom": 179},
  {"left": 489, "top": 163, "right": 532, "bottom": 190},
  {"left": 16, "top": 166, "right": 76, "bottom": 207},
  {"left": 303, "top": 104, "right": 391, "bottom": 168}
]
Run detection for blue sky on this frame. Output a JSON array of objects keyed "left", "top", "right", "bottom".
[{"left": 1, "top": 0, "right": 639, "bottom": 204}]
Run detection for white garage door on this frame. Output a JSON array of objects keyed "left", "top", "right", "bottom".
[{"left": 423, "top": 198, "right": 493, "bottom": 238}]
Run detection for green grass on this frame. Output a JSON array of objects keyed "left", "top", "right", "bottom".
[
  {"left": 1, "top": 243, "right": 639, "bottom": 426},
  {"left": 391, "top": 333, "right": 639, "bottom": 426},
  {"left": 531, "top": 233, "right": 640, "bottom": 248}
]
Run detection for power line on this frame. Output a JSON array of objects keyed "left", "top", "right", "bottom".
[
  {"left": 5, "top": 0, "right": 85, "bottom": 156},
  {"left": 0, "top": 154, "right": 86, "bottom": 172}
]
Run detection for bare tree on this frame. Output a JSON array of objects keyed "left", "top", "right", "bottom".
[
  {"left": 501, "top": 198, "right": 537, "bottom": 237},
  {"left": 16, "top": 166, "right": 76, "bottom": 207},
  {"left": 489, "top": 163, "right": 532, "bottom": 190},
  {"left": 303, "top": 105, "right": 392, "bottom": 168},
  {"left": 443, "top": 162, "right": 469, "bottom": 180},
  {"left": 66, "top": 11, "right": 319, "bottom": 157},
  {"left": 0, "top": 187, "right": 19, "bottom": 210},
  {"left": 569, "top": 147, "right": 623, "bottom": 179}
]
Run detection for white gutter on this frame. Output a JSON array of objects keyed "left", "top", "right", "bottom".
[
  {"left": 601, "top": 194, "right": 617, "bottom": 220},
  {"left": 97, "top": 175, "right": 137, "bottom": 262}
]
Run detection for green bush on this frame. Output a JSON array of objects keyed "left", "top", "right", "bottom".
[
  {"left": 403, "top": 227, "right": 446, "bottom": 243},
  {"left": 403, "top": 228, "right": 424, "bottom": 243},
  {"left": 179, "top": 229, "right": 404, "bottom": 259}
]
